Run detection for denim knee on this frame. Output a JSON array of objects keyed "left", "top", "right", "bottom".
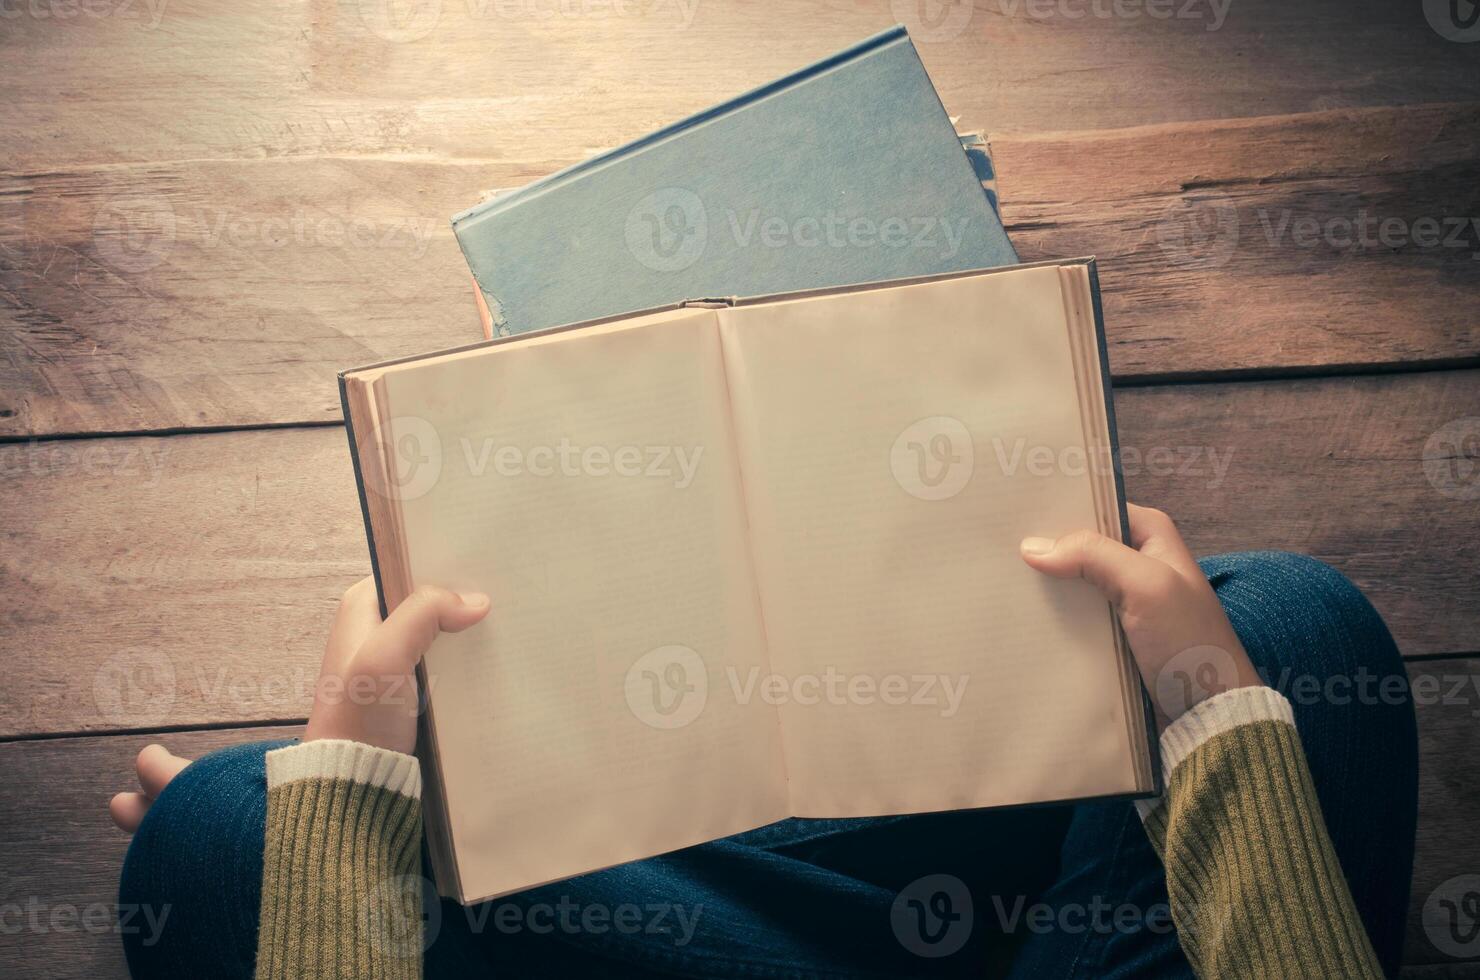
[
  {"left": 118, "top": 739, "right": 293, "bottom": 980},
  {"left": 1198, "top": 550, "right": 1403, "bottom": 686}
]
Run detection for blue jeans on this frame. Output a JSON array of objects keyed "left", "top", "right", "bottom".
[{"left": 119, "top": 553, "right": 1417, "bottom": 978}]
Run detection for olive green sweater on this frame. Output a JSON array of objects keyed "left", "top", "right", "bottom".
[{"left": 253, "top": 686, "right": 1382, "bottom": 978}]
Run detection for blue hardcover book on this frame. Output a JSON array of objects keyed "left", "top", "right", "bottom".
[{"left": 453, "top": 26, "right": 1018, "bottom": 336}]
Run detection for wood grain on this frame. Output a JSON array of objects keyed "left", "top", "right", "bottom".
[
  {"left": 6, "top": 102, "right": 1480, "bottom": 436},
  {"left": 1117, "top": 370, "right": 1480, "bottom": 660},
  {"left": 1, "top": 0, "right": 1476, "bottom": 171},
  {"left": 0, "top": 426, "right": 362, "bottom": 738},
  {"left": 0, "top": 724, "right": 302, "bottom": 980},
  {"left": 1407, "top": 657, "right": 1480, "bottom": 966},
  {"left": 998, "top": 102, "right": 1480, "bottom": 380},
  {"left": 0, "top": 156, "right": 495, "bottom": 436},
  {"left": 2, "top": 368, "right": 1476, "bottom": 739},
  {"left": 1, "top": 658, "right": 1473, "bottom": 977}
]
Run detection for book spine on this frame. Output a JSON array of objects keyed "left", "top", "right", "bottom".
[
  {"left": 337, "top": 374, "right": 391, "bottom": 620},
  {"left": 1084, "top": 259, "right": 1163, "bottom": 793}
]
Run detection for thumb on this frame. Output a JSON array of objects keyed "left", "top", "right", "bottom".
[
  {"left": 1020, "top": 530, "right": 1169, "bottom": 609},
  {"left": 357, "top": 585, "right": 491, "bottom": 674}
]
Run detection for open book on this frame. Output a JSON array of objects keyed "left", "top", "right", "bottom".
[{"left": 340, "top": 259, "right": 1158, "bottom": 903}]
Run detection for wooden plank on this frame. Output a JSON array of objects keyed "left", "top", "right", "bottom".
[
  {"left": 1, "top": 156, "right": 495, "bottom": 436},
  {"left": 998, "top": 102, "right": 1480, "bottom": 380},
  {"left": 2, "top": 368, "right": 1476, "bottom": 738},
  {"left": 1117, "top": 370, "right": 1480, "bottom": 660},
  {"left": 1407, "top": 657, "right": 1480, "bottom": 966},
  {"left": 1, "top": 658, "right": 1473, "bottom": 977},
  {"left": 0, "top": 724, "right": 302, "bottom": 980},
  {"left": 0, "top": 426, "right": 361, "bottom": 738},
  {"left": 1, "top": 0, "right": 1477, "bottom": 170},
  {"left": 7, "top": 102, "right": 1479, "bottom": 435}
]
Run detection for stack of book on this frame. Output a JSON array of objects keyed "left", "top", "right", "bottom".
[{"left": 341, "top": 26, "right": 1156, "bottom": 904}]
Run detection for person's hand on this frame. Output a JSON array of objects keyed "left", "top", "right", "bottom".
[
  {"left": 1020, "top": 503, "right": 1264, "bottom": 731},
  {"left": 304, "top": 576, "right": 490, "bottom": 755},
  {"left": 109, "top": 744, "right": 192, "bottom": 834},
  {"left": 108, "top": 577, "right": 489, "bottom": 834}
]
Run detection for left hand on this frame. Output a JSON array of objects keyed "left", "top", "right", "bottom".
[
  {"left": 304, "top": 576, "right": 490, "bottom": 755},
  {"left": 108, "top": 577, "right": 489, "bottom": 834}
]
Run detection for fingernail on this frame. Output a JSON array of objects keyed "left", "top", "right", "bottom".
[
  {"left": 1020, "top": 537, "right": 1055, "bottom": 556},
  {"left": 459, "top": 592, "right": 491, "bottom": 609}
]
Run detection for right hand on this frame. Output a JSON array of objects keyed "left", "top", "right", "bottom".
[{"left": 1020, "top": 503, "right": 1264, "bottom": 731}]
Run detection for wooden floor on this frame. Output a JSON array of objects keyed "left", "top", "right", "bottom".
[{"left": 3, "top": 1, "right": 1479, "bottom": 975}]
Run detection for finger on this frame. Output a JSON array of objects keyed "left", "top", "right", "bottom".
[
  {"left": 1126, "top": 503, "right": 1203, "bottom": 580},
  {"left": 135, "top": 744, "right": 191, "bottom": 800},
  {"left": 357, "top": 586, "right": 490, "bottom": 674},
  {"left": 1020, "top": 529, "right": 1173, "bottom": 608},
  {"left": 109, "top": 792, "right": 150, "bottom": 834}
]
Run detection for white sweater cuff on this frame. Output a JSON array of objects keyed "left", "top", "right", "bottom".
[
  {"left": 1135, "top": 685, "right": 1295, "bottom": 822},
  {"left": 265, "top": 739, "right": 422, "bottom": 800}
]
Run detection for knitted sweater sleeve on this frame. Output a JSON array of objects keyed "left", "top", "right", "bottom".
[
  {"left": 254, "top": 739, "right": 425, "bottom": 980},
  {"left": 1137, "top": 686, "right": 1383, "bottom": 978}
]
